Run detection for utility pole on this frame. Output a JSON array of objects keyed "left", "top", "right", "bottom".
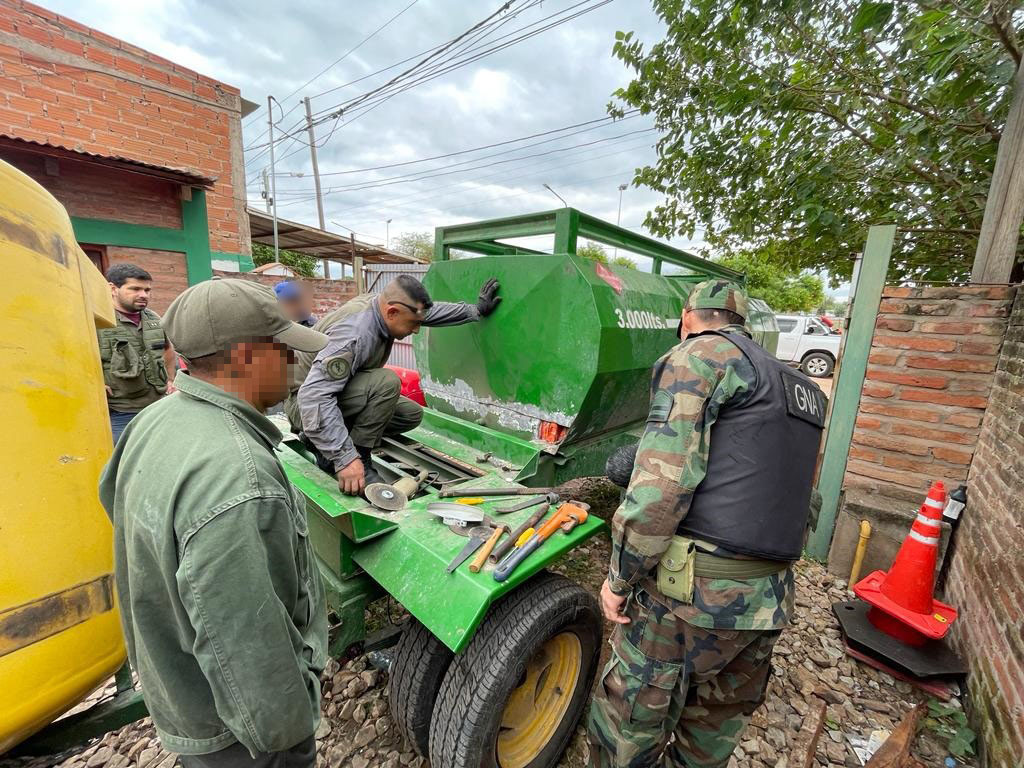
[
  {"left": 303, "top": 96, "right": 331, "bottom": 279},
  {"left": 614, "top": 183, "right": 627, "bottom": 258},
  {"left": 972, "top": 61, "right": 1024, "bottom": 283},
  {"left": 261, "top": 168, "right": 271, "bottom": 213},
  {"left": 267, "top": 95, "right": 280, "bottom": 262},
  {"left": 386, "top": 218, "right": 392, "bottom": 249}
]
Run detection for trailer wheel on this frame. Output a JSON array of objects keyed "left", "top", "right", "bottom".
[
  {"left": 801, "top": 351, "right": 834, "bottom": 378},
  {"left": 388, "top": 618, "right": 453, "bottom": 757},
  {"left": 429, "top": 572, "right": 601, "bottom": 768}
]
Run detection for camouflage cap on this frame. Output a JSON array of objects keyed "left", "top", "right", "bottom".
[{"left": 683, "top": 279, "right": 748, "bottom": 321}]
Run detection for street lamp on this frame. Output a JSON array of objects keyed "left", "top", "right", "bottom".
[
  {"left": 614, "top": 183, "right": 628, "bottom": 258},
  {"left": 386, "top": 218, "right": 393, "bottom": 249},
  {"left": 542, "top": 183, "right": 568, "bottom": 208}
]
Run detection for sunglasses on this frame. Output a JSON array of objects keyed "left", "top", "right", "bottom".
[{"left": 388, "top": 300, "right": 427, "bottom": 319}]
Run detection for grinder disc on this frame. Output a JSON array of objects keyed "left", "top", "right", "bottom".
[{"left": 365, "top": 483, "right": 408, "bottom": 511}]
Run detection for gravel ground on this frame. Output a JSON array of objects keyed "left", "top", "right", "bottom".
[{"left": 4, "top": 478, "right": 972, "bottom": 768}]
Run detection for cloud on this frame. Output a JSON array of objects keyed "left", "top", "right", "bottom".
[{"left": 41, "top": 0, "right": 712, "bottom": 262}]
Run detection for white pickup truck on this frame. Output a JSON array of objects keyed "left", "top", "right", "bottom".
[{"left": 775, "top": 314, "right": 842, "bottom": 377}]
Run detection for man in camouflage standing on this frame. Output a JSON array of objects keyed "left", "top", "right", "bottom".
[{"left": 588, "top": 280, "right": 826, "bottom": 768}]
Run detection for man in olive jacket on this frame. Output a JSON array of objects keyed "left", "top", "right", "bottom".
[{"left": 100, "top": 278, "right": 329, "bottom": 767}]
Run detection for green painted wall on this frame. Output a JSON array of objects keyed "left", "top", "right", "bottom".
[{"left": 70, "top": 186, "right": 219, "bottom": 286}]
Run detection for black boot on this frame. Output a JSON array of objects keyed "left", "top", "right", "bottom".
[{"left": 357, "top": 446, "right": 383, "bottom": 486}]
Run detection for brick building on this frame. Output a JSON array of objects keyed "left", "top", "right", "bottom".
[
  {"left": 826, "top": 282, "right": 1023, "bottom": 765},
  {"left": 0, "top": 0, "right": 253, "bottom": 312}
]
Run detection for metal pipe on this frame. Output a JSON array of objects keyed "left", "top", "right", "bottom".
[
  {"left": 849, "top": 520, "right": 872, "bottom": 585},
  {"left": 439, "top": 486, "right": 555, "bottom": 498}
]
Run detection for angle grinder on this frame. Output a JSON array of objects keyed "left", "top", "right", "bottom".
[{"left": 365, "top": 469, "right": 429, "bottom": 511}]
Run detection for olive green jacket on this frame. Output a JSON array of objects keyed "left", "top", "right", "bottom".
[
  {"left": 99, "top": 372, "right": 327, "bottom": 756},
  {"left": 98, "top": 308, "right": 169, "bottom": 412}
]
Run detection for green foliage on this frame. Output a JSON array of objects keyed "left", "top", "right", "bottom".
[
  {"left": 610, "top": 1, "right": 1023, "bottom": 283},
  {"left": 717, "top": 252, "right": 825, "bottom": 312},
  {"left": 393, "top": 231, "right": 434, "bottom": 262},
  {"left": 817, "top": 294, "right": 849, "bottom": 316},
  {"left": 575, "top": 243, "right": 639, "bottom": 269},
  {"left": 576, "top": 241, "right": 609, "bottom": 263},
  {"left": 925, "top": 699, "right": 977, "bottom": 759},
  {"left": 251, "top": 242, "right": 317, "bottom": 278}
]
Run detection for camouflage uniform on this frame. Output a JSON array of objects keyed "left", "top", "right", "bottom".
[{"left": 588, "top": 280, "right": 795, "bottom": 768}]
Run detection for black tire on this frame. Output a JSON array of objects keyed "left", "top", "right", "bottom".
[
  {"left": 429, "top": 572, "right": 602, "bottom": 768},
  {"left": 801, "top": 351, "right": 834, "bottom": 378},
  {"left": 389, "top": 618, "right": 454, "bottom": 758}
]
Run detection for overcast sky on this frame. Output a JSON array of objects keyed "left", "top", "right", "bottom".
[{"left": 43, "top": 0, "right": 844, "bottom": 294}]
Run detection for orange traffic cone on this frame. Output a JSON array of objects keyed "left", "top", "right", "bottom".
[{"left": 853, "top": 481, "right": 958, "bottom": 646}]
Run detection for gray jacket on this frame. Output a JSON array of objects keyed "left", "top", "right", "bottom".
[{"left": 289, "top": 293, "right": 478, "bottom": 469}]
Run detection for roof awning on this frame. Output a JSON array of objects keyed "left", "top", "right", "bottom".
[
  {"left": 0, "top": 135, "right": 216, "bottom": 187},
  {"left": 247, "top": 208, "right": 425, "bottom": 265}
]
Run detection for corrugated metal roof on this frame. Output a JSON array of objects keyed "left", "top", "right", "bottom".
[
  {"left": 0, "top": 134, "right": 216, "bottom": 187},
  {"left": 248, "top": 208, "right": 426, "bottom": 265}
]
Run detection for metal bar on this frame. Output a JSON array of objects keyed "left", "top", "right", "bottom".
[
  {"left": 553, "top": 207, "right": 580, "bottom": 254},
  {"left": 351, "top": 233, "right": 364, "bottom": 293},
  {"left": 439, "top": 486, "right": 554, "bottom": 498},
  {"left": 806, "top": 224, "right": 895, "bottom": 559},
  {"left": 576, "top": 212, "right": 742, "bottom": 279},
  {"left": 11, "top": 690, "right": 147, "bottom": 756}
]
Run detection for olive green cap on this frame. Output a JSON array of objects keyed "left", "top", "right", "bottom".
[
  {"left": 164, "top": 278, "right": 328, "bottom": 358},
  {"left": 683, "top": 279, "right": 748, "bottom": 321}
]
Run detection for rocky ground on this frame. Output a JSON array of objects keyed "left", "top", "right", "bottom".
[{"left": 4, "top": 477, "right": 973, "bottom": 768}]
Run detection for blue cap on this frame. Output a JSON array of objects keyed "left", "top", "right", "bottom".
[{"left": 274, "top": 281, "right": 301, "bottom": 300}]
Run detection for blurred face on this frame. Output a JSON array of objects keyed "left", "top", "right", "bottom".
[
  {"left": 383, "top": 300, "right": 425, "bottom": 339},
  {"left": 246, "top": 341, "right": 294, "bottom": 409},
  {"left": 111, "top": 278, "right": 152, "bottom": 313},
  {"left": 280, "top": 284, "right": 314, "bottom": 322},
  {"left": 213, "top": 340, "right": 294, "bottom": 410}
]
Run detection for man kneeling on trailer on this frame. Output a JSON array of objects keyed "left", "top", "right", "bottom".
[
  {"left": 286, "top": 274, "right": 501, "bottom": 495},
  {"left": 588, "top": 280, "right": 826, "bottom": 768},
  {"left": 100, "top": 279, "right": 329, "bottom": 767}
]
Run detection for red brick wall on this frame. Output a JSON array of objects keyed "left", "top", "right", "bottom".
[
  {"left": 213, "top": 270, "right": 359, "bottom": 317},
  {"left": 2, "top": 145, "right": 181, "bottom": 228},
  {"left": 845, "top": 285, "right": 1016, "bottom": 497},
  {"left": 108, "top": 247, "right": 187, "bottom": 314},
  {"left": 0, "top": 1, "right": 248, "bottom": 254},
  {"left": 945, "top": 288, "right": 1024, "bottom": 768}
]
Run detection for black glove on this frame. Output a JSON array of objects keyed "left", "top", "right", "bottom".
[{"left": 476, "top": 277, "right": 501, "bottom": 317}]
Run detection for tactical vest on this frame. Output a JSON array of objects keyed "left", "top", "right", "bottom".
[
  {"left": 677, "top": 330, "right": 826, "bottom": 561},
  {"left": 98, "top": 308, "right": 168, "bottom": 412}
]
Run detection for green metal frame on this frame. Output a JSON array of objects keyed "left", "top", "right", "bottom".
[
  {"left": 71, "top": 186, "right": 213, "bottom": 285},
  {"left": 433, "top": 207, "right": 744, "bottom": 281},
  {"left": 807, "top": 225, "right": 895, "bottom": 559}
]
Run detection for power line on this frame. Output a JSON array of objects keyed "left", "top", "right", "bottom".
[
  {"left": 244, "top": 0, "right": 524, "bottom": 164},
  {"left": 290, "top": 126, "right": 654, "bottom": 196},
  {"left": 267, "top": 113, "right": 643, "bottom": 199},
  {"left": 243, "top": 0, "right": 609, "bottom": 171},
  {"left": 241, "top": 0, "right": 423, "bottom": 138},
  {"left": 269, "top": 133, "right": 654, "bottom": 213}
]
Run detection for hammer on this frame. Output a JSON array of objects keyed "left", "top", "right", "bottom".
[{"left": 469, "top": 522, "right": 509, "bottom": 573}]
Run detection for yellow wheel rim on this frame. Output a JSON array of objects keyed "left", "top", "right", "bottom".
[{"left": 496, "top": 632, "right": 582, "bottom": 768}]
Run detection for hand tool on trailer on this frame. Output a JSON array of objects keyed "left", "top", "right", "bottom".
[
  {"left": 438, "top": 486, "right": 555, "bottom": 498},
  {"left": 427, "top": 502, "right": 485, "bottom": 528},
  {"left": 446, "top": 526, "right": 491, "bottom": 574},
  {"left": 493, "top": 503, "right": 589, "bottom": 582},
  {"left": 469, "top": 523, "right": 510, "bottom": 573},
  {"left": 489, "top": 503, "right": 551, "bottom": 564},
  {"left": 494, "top": 492, "right": 559, "bottom": 515},
  {"left": 365, "top": 469, "right": 429, "bottom": 511},
  {"left": 455, "top": 497, "right": 486, "bottom": 505},
  {"left": 476, "top": 452, "right": 516, "bottom": 472}
]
